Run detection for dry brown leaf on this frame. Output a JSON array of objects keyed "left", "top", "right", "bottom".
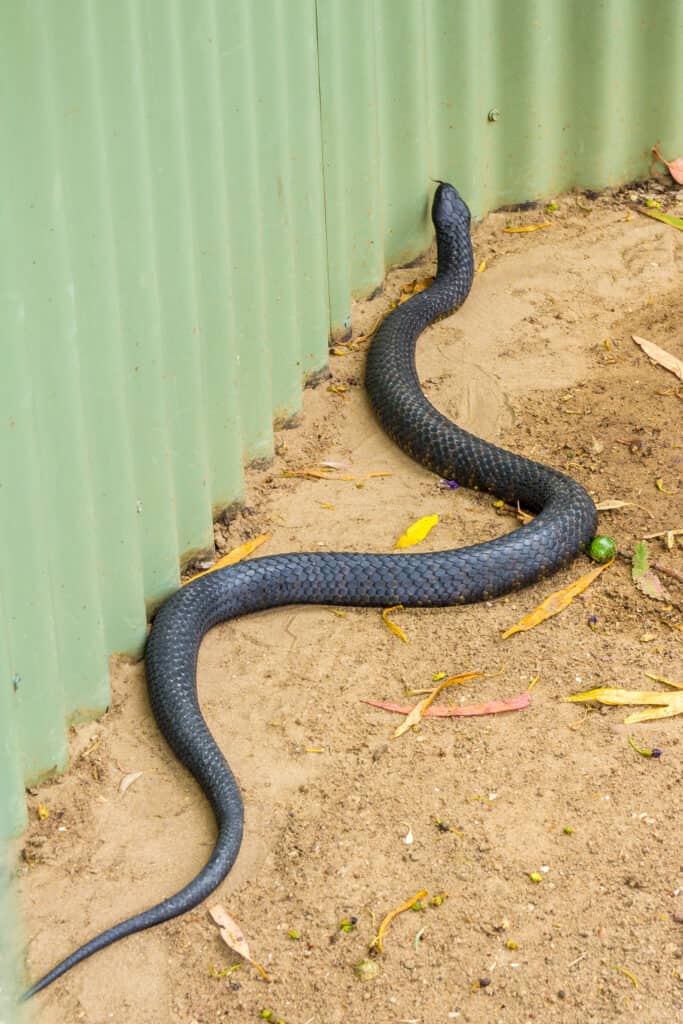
[
  {"left": 632, "top": 335, "right": 683, "bottom": 382},
  {"left": 502, "top": 561, "right": 612, "bottom": 638},
  {"left": 208, "top": 905, "right": 269, "bottom": 980}
]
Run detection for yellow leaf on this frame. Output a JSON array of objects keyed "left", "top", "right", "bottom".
[
  {"left": 400, "top": 276, "right": 434, "bottom": 298},
  {"left": 501, "top": 561, "right": 612, "bottom": 638},
  {"left": 655, "top": 477, "right": 678, "bottom": 495},
  {"left": 184, "top": 533, "right": 271, "bottom": 585},
  {"left": 370, "top": 890, "right": 428, "bottom": 954},
  {"left": 352, "top": 312, "right": 386, "bottom": 346},
  {"left": 477, "top": 259, "right": 487, "bottom": 273},
  {"left": 565, "top": 684, "right": 683, "bottom": 724},
  {"left": 394, "top": 514, "right": 439, "bottom": 549},
  {"left": 382, "top": 605, "right": 408, "bottom": 643},
  {"left": 503, "top": 222, "right": 551, "bottom": 233},
  {"left": 392, "top": 671, "right": 483, "bottom": 738}
]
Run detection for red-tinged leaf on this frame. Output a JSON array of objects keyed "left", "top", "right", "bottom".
[
  {"left": 652, "top": 143, "right": 683, "bottom": 185},
  {"left": 362, "top": 691, "right": 531, "bottom": 718}
]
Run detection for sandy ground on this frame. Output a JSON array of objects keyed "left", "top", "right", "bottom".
[{"left": 16, "top": 182, "right": 683, "bottom": 1024}]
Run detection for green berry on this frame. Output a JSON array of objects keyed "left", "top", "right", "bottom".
[{"left": 588, "top": 535, "right": 616, "bottom": 563}]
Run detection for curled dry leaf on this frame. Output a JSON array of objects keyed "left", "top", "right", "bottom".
[
  {"left": 382, "top": 604, "right": 408, "bottom": 643},
  {"left": 370, "top": 890, "right": 427, "bottom": 954},
  {"left": 119, "top": 771, "right": 143, "bottom": 795}
]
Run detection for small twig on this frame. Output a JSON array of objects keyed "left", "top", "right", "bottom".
[
  {"left": 652, "top": 562, "right": 683, "bottom": 585},
  {"left": 567, "top": 952, "right": 587, "bottom": 969}
]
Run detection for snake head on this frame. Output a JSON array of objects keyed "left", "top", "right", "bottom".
[{"left": 432, "top": 182, "right": 471, "bottom": 231}]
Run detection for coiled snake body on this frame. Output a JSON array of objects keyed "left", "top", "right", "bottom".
[{"left": 24, "top": 184, "right": 597, "bottom": 1000}]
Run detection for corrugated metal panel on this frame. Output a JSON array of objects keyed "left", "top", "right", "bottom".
[
  {"left": 318, "top": 0, "right": 683, "bottom": 334},
  {"left": 0, "top": 0, "right": 330, "bottom": 835},
  {"left": 1, "top": 0, "right": 683, "bottom": 838}
]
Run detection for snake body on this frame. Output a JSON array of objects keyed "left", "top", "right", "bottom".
[{"left": 23, "top": 183, "right": 597, "bottom": 1000}]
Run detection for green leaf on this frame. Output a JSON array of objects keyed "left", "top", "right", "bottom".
[
  {"left": 637, "top": 207, "right": 683, "bottom": 231},
  {"left": 631, "top": 541, "right": 666, "bottom": 601}
]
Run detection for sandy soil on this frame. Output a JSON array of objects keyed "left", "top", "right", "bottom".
[{"left": 17, "top": 182, "right": 683, "bottom": 1024}]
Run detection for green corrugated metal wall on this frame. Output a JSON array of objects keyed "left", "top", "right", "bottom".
[
  {"left": 3, "top": 0, "right": 683, "bottom": 1012},
  {"left": 2, "top": 0, "right": 682, "bottom": 837}
]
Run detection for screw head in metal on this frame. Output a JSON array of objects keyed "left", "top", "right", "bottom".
[{"left": 488, "top": 108, "right": 501, "bottom": 122}]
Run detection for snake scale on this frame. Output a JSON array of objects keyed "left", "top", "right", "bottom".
[{"left": 23, "top": 183, "right": 597, "bottom": 1001}]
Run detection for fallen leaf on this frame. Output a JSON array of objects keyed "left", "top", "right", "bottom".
[
  {"left": 119, "top": 771, "right": 143, "bottom": 795},
  {"left": 632, "top": 540, "right": 667, "bottom": 602},
  {"left": 400, "top": 276, "right": 434, "bottom": 298},
  {"left": 394, "top": 514, "right": 439, "bottom": 549},
  {"left": 636, "top": 206, "right": 683, "bottom": 231},
  {"left": 208, "top": 905, "right": 269, "bottom": 980},
  {"left": 477, "top": 259, "right": 487, "bottom": 273},
  {"left": 612, "top": 964, "right": 639, "bottom": 988},
  {"left": 370, "top": 890, "right": 427, "bottom": 954},
  {"left": 632, "top": 335, "right": 683, "bottom": 382},
  {"left": 282, "top": 469, "right": 355, "bottom": 481},
  {"left": 596, "top": 499, "right": 655, "bottom": 517},
  {"left": 501, "top": 561, "right": 612, "bottom": 638},
  {"left": 185, "top": 534, "right": 271, "bottom": 584},
  {"left": 652, "top": 143, "right": 683, "bottom": 184},
  {"left": 645, "top": 671, "right": 683, "bottom": 690},
  {"left": 382, "top": 605, "right": 408, "bottom": 643},
  {"left": 363, "top": 690, "right": 531, "bottom": 718},
  {"left": 503, "top": 222, "right": 551, "bottom": 233},
  {"left": 565, "top": 682, "right": 683, "bottom": 723},
  {"left": 36, "top": 804, "right": 49, "bottom": 821},
  {"left": 392, "top": 671, "right": 483, "bottom": 737},
  {"left": 352, "top": 312, "right": 386, "bottom": 346},
  {"left": 655, "top": 477, "right": 678, "bottom": 495}
]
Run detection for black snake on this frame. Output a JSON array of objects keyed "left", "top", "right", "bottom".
[{"left": 23, "top": 183, "right": 597, "bottom": 1000}]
